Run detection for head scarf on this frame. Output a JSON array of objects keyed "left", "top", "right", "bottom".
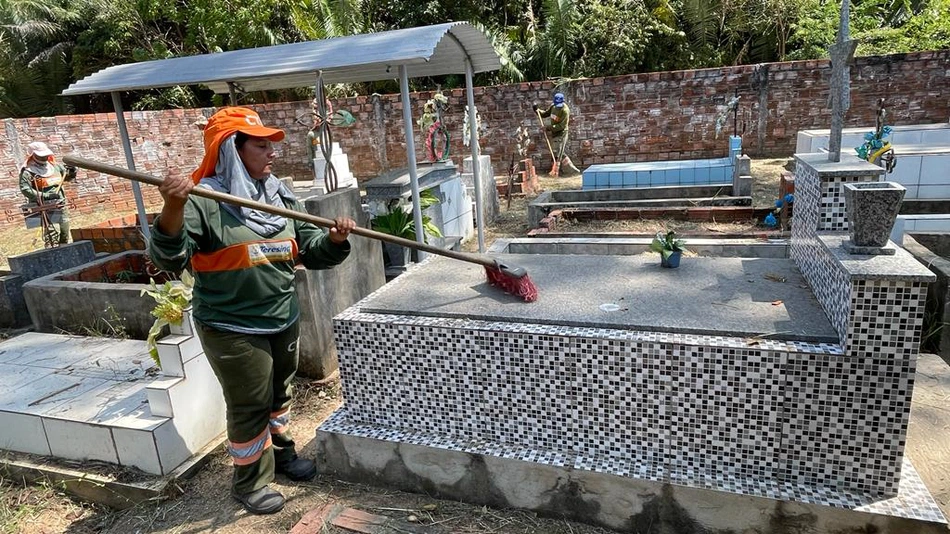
[
  {"left": 192, "top": 107, "right": 293, "bottom": 237},
  {"left": 191, "top": 107, "right": 284, "bottom": 184},
  {"left": 197, "top": 135, "right": 296, "bottom": 237}
]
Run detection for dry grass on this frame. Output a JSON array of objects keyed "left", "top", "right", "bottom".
[{"left": 0, "top": 475, "right": 94, "bottom": 534}]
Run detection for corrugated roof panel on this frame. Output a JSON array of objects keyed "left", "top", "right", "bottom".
[{"left": 62, "top": 22, "right": 501, "bottom": 96}]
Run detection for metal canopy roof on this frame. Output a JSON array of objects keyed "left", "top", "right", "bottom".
[{"left": 62, "top": 22, "right": 500, "bottom": 96}]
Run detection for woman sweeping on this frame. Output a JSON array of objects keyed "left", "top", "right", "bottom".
[{"left": 148, "top": 107, "right": 355, "bottom": 515}]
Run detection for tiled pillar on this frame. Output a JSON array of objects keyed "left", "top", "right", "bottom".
[
  {"left": 782, "top": 234, "right": 933, "bottom": 496},
  {"left": 790, "top": 154, "right": 885, "bottom": 341}
]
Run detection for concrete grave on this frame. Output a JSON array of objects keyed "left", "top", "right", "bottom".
[
  {"left": 23, "top": 250, "right": 163, "bottom": 339},
  {"left": 0, "top": 241, "right": 96, "bottom": 329},
  {"left": 296, "top": 186, "right": 386, "bottom": 379},
  {"left": 314, "top": 146, "right": 947, "bottom": 532}
]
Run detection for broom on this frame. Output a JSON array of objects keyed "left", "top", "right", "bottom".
[
  {"left": 63, "top": 156, "right": 539, "bottom": 302},
  {"left": 534, "top": 109, "right": 559, "bottom": 177}
]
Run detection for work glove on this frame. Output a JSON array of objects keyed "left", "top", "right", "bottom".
[{"left": 532, "top": 103, "right": 539, "bottom": 112}]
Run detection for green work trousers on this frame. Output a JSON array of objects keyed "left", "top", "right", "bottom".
[
  {"left": 553, "top": 131, "right": 570, "bottom": 162},
  {"left": 197, "top": 320, "right": 300, "bottom": 495},
  {"left": 57, "top": 203, "right": 70, "bottom": 244}
]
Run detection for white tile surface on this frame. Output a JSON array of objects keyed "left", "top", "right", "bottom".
[
  {"left": 156, "top": 334, "right": 203, "bottom": 378},
  {"left": 911, "top": 218, "right": 950, "bottom": 232},
  {"left": 0, "top": 374, "right": 109, "bottom": 413},
  {"left": 922, "top": 129, "right": 950, "bottom": 144},
  {"left": 43, "top": 418, "right": 118, "bottom": 464},
  {"left": 0, "top": 334, "right": 80, "bottom": 366},
  {"left": 0, "top": 411, "right": 50, "bottom": 455},
  {"left": 112, "top": 427, "right": 162, "bottom": 474},
  {"left": 919, "top": 155, "right": 950, "bottom": 186},
  {"left": 153, "top": 419, "right": 194, "bottom": 475},
  {"left": 168, "top": 310, "right": 195, "bottom": 337},
  {"left": 39, "top": 381, "right": 159, "bottom": 427},
  {"left": 892, "top": 155, "right": 921, "bottom": 188},
  {"left": 892, "top": 131, "right": 923, "bottom": 145},
  {"left": 164, "top": 355, "right": 225, "bottom": 428},
  {"left": 146, "top": 378, "right": 178, "bottom": 418},
  {"left": 917, "top": 185, "right": 950, "bottom": 199},
  {"left": 0, "top": 362, "right": 54, "bottom": 392}
]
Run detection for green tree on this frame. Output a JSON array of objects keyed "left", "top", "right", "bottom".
[{"left": 0, "top": 0, "right": 106, "bottom": 117}]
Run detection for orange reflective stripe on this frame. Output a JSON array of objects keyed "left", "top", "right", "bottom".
[
  {"left": 191, "top": 238, "right": 298, "bottom": 273},
  {"left": 228, "top": 428, "right": 272, "bottom": 466}
]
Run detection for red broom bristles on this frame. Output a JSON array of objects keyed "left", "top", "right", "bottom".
[{"left": 484, "top": 265, "right": 539, "bottom": 302}]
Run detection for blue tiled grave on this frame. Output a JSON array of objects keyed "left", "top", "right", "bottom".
[{"left": 582, "top": 136, "right": 742, "bottom": 190}]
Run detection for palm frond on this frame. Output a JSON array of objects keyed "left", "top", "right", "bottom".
[
  {"left": 681, "top": 0, "right": 721, "bottom": 51},
  {"left": 540, "top": 0, "right": 578, "bottom": 77}
]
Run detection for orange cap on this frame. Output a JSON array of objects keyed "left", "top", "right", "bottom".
[{"left": 191, "top": 107, "right": 285, "bottom": 183}]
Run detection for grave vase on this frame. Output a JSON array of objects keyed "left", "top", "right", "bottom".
[{"left": 843, "top": 181, "right": 905, "bottom": 248}]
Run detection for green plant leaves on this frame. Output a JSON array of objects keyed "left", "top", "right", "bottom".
[{"left": 141, "top": 270, "right": 194, "bottom": 368}]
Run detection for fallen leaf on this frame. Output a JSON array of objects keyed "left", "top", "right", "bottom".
[
  {"left": 764, "top": 273, "right": 786, "bottom": 283},
  {"left": 772, "top": 300, "right": 783, "bottom": 306},
  {"left": 422, "top": 504, "right": 438, "bottom": 511}
]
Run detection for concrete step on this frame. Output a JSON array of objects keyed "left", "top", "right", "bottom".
[
  {"left": 540, "top": 196, "right": 752, "bottom": 209},
  {"left": 551, "top": 184, "right": 734, "bottom": 202}
]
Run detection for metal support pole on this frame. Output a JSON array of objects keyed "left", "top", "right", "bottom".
[
  {"left": 399, "top": 65, "right": 426, "bottom": 253},
  {"left": 465, "top": 59, "right": 485, "bottom": 253},
  {"left": 110, "top": 92, "right": 151, "bottom": 240},
  {"left": 228, "top": 82, "right": 238, "bottom": 106}
]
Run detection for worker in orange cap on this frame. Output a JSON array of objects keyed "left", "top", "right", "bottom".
[{"left": 148, "top": 107, "right": 356, "bottom": 515}]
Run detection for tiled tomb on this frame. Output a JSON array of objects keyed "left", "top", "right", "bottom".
[
  {"left": 582, "top": 136, "right": 742, "bottom": 190},
  {"left": 0, "top": 310, "right": 226, "bottom": 475},
  {"left": 318, "top": 152, "right": 945, "bottom": 527}
]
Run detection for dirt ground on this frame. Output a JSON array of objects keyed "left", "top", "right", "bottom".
[{"left": 1, "top": 158, "right": 792, "bottom": 534}]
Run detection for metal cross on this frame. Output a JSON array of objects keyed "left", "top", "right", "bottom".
[{"left": 827, "top": 0, "right": 858, "bottom": 162}]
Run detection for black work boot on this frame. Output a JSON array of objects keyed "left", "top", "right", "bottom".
[
  {"left": 232, "top": 485, "right": 285, "bottom": 515},
  {"left": 274, "top": 446, "right": 317, "bottom": 481}
]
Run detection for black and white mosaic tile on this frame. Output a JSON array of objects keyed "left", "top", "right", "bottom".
[{"left": 320, "top": 410, "right": 946, "bottom": 524}]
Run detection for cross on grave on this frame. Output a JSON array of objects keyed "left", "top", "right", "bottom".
[{"left": 827, "top": 0, "right": 859, "bottom": 162}]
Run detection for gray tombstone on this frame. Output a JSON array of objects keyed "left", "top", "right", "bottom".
[{"left": 295, "top": 187, "right": 385, "bottom": 379}]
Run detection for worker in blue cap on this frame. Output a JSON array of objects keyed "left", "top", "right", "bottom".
[{"left": 533, "top": 92, "right": 580, "bottom": 176}]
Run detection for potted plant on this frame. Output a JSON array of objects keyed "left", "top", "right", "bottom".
[
  {"left": 371, "top": 189, "right": 443, "bottom": 267},
  {"left": 650, "top": 230, "right": 687, "bottom": 268}
]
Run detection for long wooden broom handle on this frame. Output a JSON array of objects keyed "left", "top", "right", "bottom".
[
  {"left": 535, "top": 109, "right": 557, "bottom": 163},
  {"left": 63, "top": 156, "right": 498, "bottom": 269}
]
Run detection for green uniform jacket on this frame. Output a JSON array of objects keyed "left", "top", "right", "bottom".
[
  {"left": 539, "top": 104, "right": 570, "bottom": 137},
  {"left": 19, "top": 164, "right": 75, "bottom": 202},
  {"left": 148, "top": 194, "right": 350, "bottom": 334}
]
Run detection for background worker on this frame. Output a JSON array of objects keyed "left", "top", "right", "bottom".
[
  {"left": 533, "top": 92, "right": 581, "bottom": 176},
  {"left": 19, "top": 141, "right": 76, "bottom": 243}
]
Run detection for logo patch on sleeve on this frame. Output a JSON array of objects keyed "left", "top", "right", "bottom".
[{"left": 247, "top": 241, "right": 294, "bottom": 265}]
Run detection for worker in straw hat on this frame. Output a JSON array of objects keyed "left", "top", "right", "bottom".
[
  {"left": 148, "top": 107, "right": 356, "bottom": 515},
  {"left": 19, "top": 141, "right": 77, "bottom": 244}
]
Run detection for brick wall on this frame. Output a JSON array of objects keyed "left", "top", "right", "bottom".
[{"left": 1, "top": 50, "right": 947, "bottom": 232}]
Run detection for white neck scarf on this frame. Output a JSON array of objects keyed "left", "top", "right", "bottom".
[{"left": 197, "top": 135, "right": 295, "bottom": 237}]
